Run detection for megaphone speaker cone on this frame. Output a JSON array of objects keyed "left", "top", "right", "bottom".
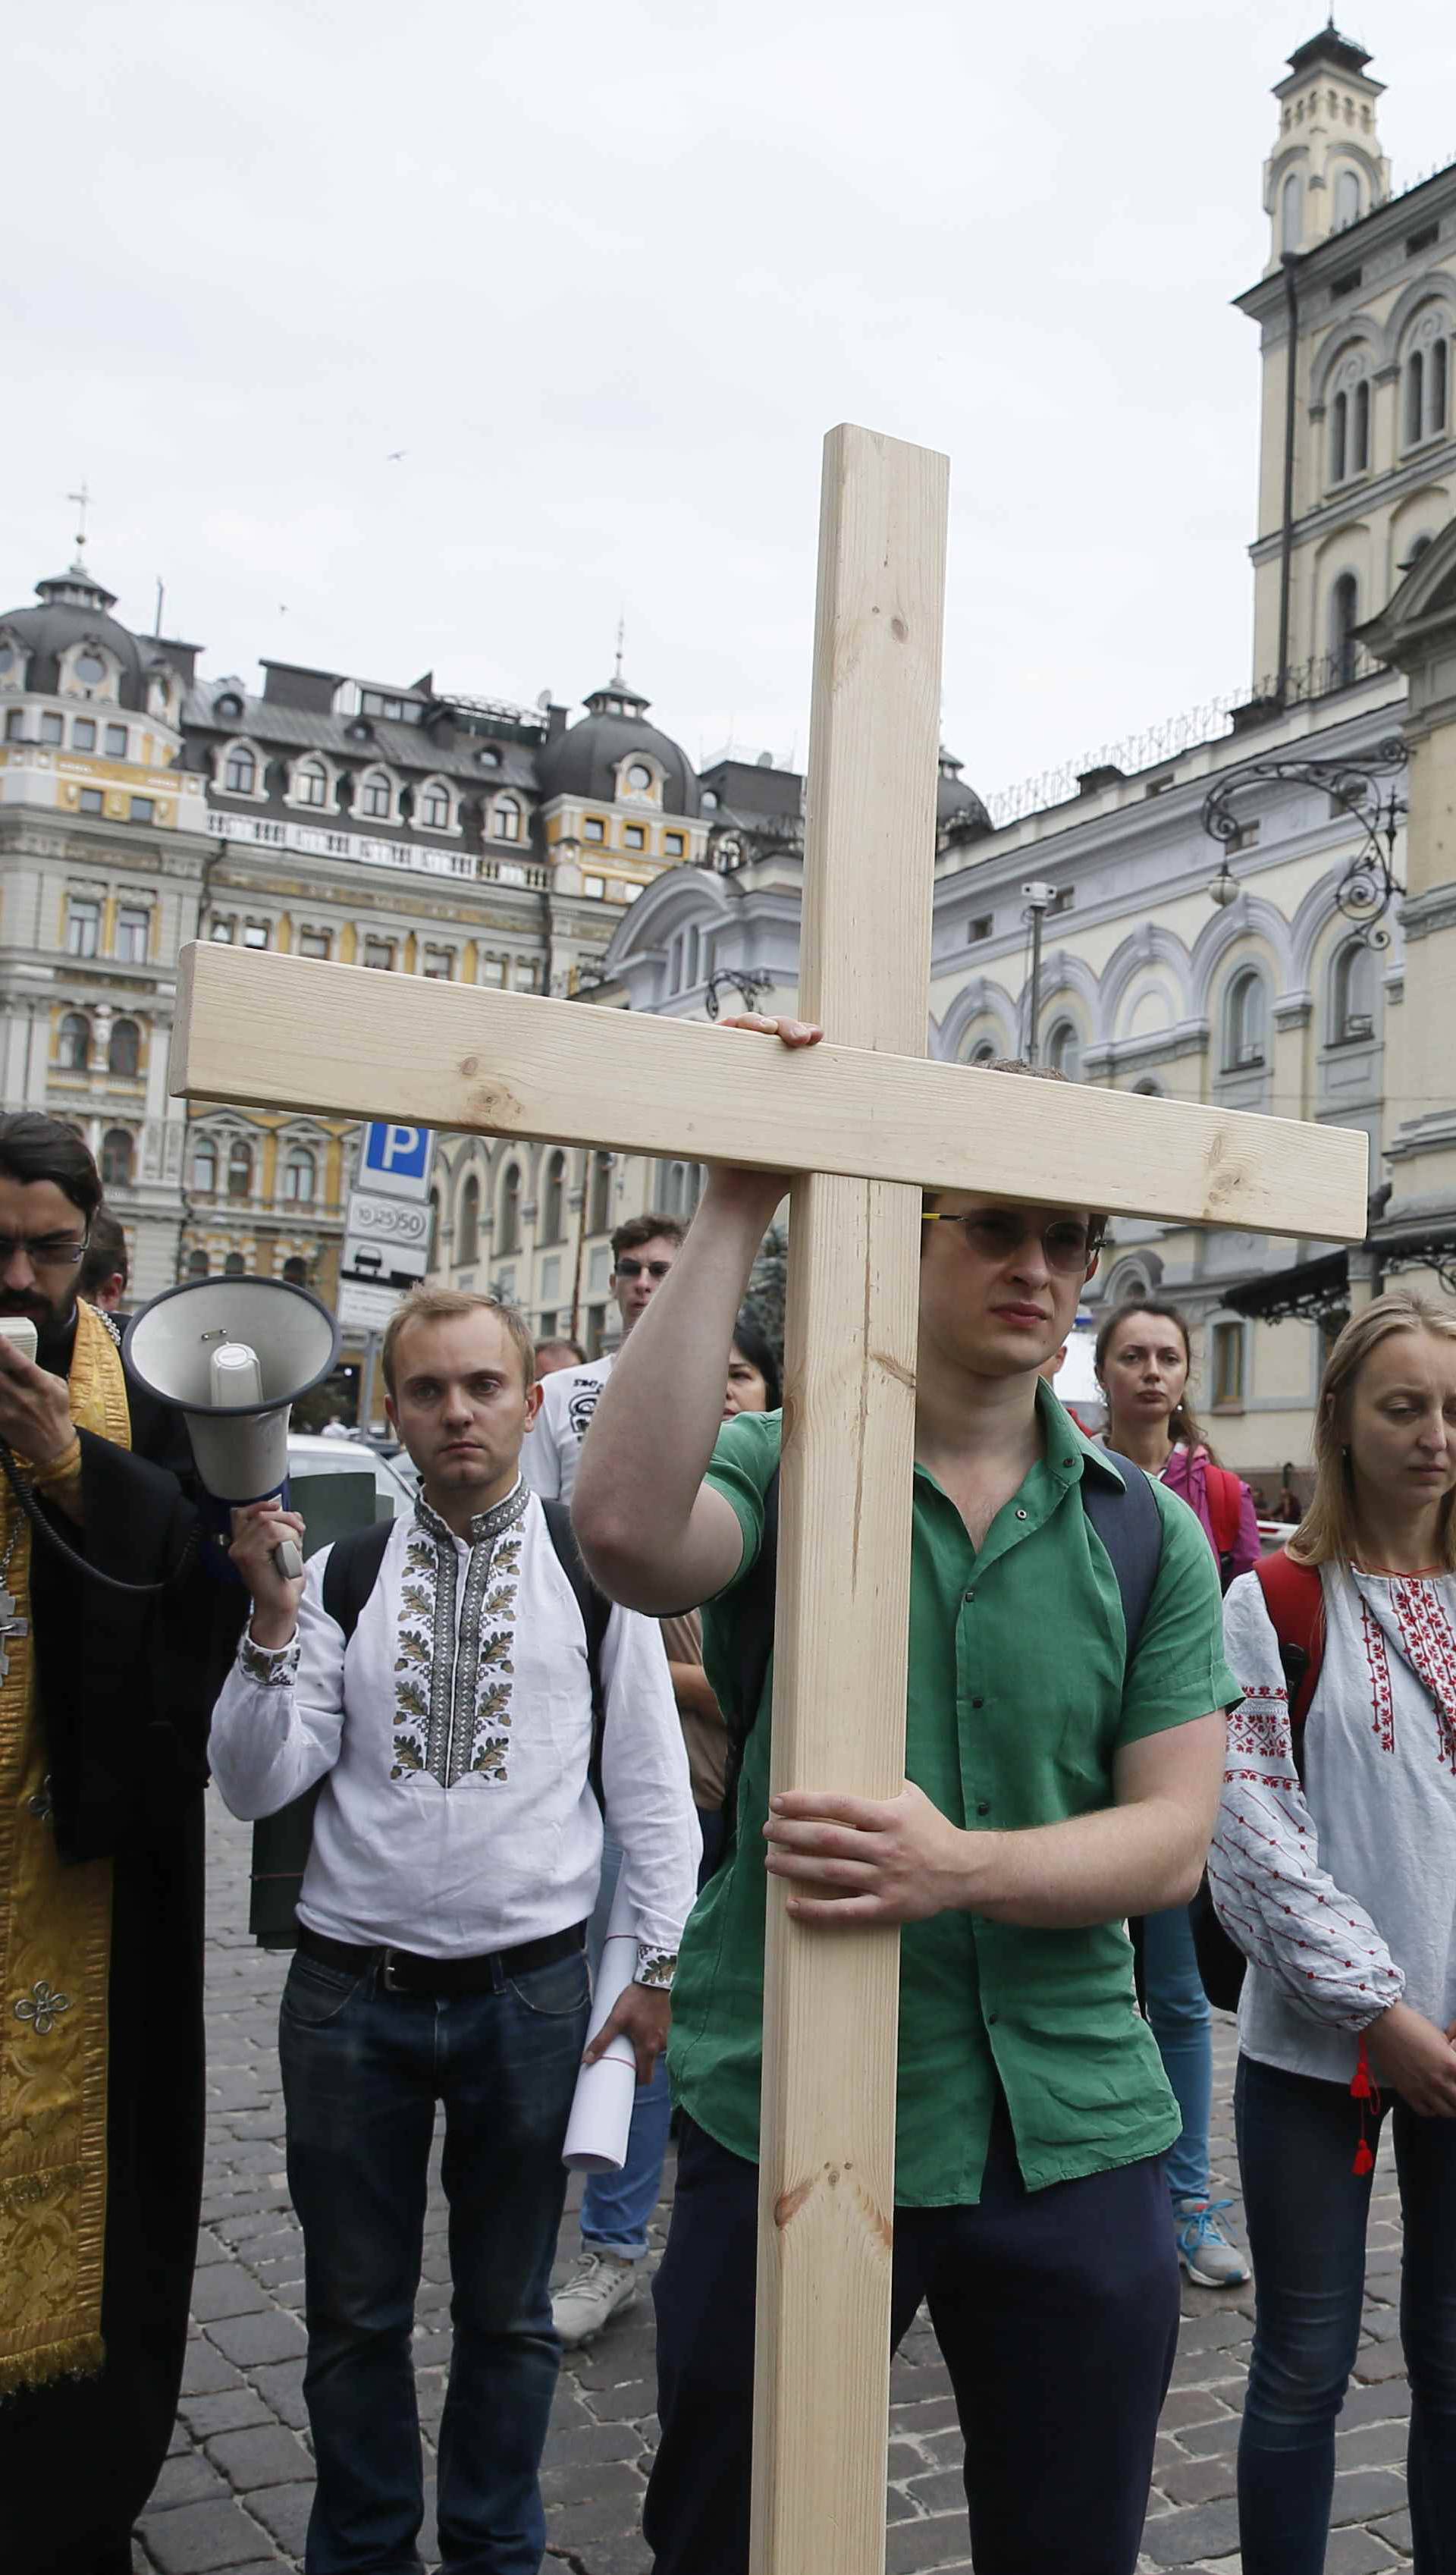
[{"left": 124, "top": 1276, "right": 341, "bottom": 1508}]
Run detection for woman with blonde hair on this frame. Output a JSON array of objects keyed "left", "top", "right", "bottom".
[{"left": 1210, "top": 1292, "right": 1456, "bottom": 2575}]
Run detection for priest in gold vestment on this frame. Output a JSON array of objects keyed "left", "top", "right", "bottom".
[{"left": 0, "top": 1116, "right": 243, "bottom": 2575}]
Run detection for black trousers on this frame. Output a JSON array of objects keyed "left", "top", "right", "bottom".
[{"left": 646, "top": 2099, "right": 1180, "bottom": 2575}]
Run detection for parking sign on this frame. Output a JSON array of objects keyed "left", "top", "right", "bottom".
[{"left": 358, "top": 1122, "right": 433, "bottom": 1199}]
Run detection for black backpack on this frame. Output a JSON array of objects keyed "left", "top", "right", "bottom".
[
  {"left": 322, "top": 1497, "right": 611, "bottom": 1797},
  {"left": 716, "top": 1449, "right": 1164, "bottom": 1844}
]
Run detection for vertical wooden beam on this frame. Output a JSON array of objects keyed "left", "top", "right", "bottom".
[{"left": 751, "top": 426, "right": 948, "bottom": 2575}]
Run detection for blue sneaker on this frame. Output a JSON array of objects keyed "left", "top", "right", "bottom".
[{"left": 1173, "top": 2196, "right": 1251, "bottom": 2288}]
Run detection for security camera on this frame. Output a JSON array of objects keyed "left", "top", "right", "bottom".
[{"left": 1021, "top": 880, "right": 1057, "bottom": 910}]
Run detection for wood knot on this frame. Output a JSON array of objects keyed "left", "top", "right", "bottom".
[{"left": 891, "top": 615, "right": 908, "bottom": 642}]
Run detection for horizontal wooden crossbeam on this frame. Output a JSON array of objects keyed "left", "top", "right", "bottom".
[{"left": 173, "top": 943, "right": 1369, "bottom": 1242}]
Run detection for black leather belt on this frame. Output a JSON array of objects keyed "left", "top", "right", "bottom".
[{"left": 296, "top": 1920, "right": 585, "bottom": 1995}]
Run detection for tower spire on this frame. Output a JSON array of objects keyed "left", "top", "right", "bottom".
[
  {"left": 613, "top": 613, "right": 626, "bottom": 684},
  {"left": 66, "top": 479, "right": 93, "bottom": 562}
]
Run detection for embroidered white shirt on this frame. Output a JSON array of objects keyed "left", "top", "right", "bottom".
[
  {"left": 1211, "top": 1562, "right": 1456, "bottom": 2084},
  {"left": 521, "top": 1354, "right": 613, "bottom": 1506},
  {"left": 208, "top": 1482, "right": 699, "bottom": 1978}
]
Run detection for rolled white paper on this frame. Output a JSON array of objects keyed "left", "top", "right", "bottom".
[{"left": 562, "top": 1875, "right": 642, "bottom": 2174}]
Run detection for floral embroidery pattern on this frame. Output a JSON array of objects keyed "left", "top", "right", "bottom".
[
  {"left": 239, "top": 1627, "right": 300, "bottom": 1687},
  {"left": 1227, "top": 1683, "right": 1290, "bottom": 1761},
  {"left": 636, "top": 1946, "right": 676, "bottom": 1991},
  {"left": 1389, "top": 1579, "right": 1456, "bottom": 1773},
  {"left": 14, "top": 1980, "right": 72, "bottom": 2036},
  {"left": 392, "top": 1487, "right": 529, "bottom": 1788},
  {"left": 1361, "top": 1599, "right": 1395, "bottom": 1755}
]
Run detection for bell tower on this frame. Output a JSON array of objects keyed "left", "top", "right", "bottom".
[{"left": 1262, "top": 23, "right": 1389, "bottom": 272}]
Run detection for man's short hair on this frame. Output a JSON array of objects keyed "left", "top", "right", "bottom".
[
  {"left": 610, "top": 1211, "right": 687, "bottom": 1267},
  {"left": 924, "top": 1059, "right": 1106, "bottom": 1251},
  {"left": 79, "top": 1206, "right": 129, "bottom": 1301},
  {"left": 0, "top": 1112, "right": 102, "bottom": 1226},
  {"left": 535, "top": 1336, "right": 585, "bottom": 1369},
  {"left": 382, "top": 1287, "right": 535, "bottom": 1396}
]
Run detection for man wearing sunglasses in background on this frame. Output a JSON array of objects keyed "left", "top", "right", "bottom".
[
  {"left": 573, "top": 1038, "right": 1239, "bottom": 2575},
  {"left": 523, "top": 1211, "right": 686, "bottom": 1507},
  {"left": 0, "top": 1113, "right": 244, "bottom": 2575}
]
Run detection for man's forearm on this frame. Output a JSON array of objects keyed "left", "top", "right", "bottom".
[
  {"left": 574, "top": 1175, "right": 776, "bottom": 1594},
  {"left": 965, "top": 1799, "right": 1209, "bottom": 1928}
]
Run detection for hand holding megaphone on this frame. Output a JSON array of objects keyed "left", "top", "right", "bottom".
[{"left": 228, "top": 1501, "right": 308, "bottom": 1638}]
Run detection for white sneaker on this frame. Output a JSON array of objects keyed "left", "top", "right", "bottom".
[
  {"left": 551, "top": 2248, "right": 639, "bottom": 2347},
  {"left": 1173, "top": 2196, "right": 1252, "bottom": 2288}
]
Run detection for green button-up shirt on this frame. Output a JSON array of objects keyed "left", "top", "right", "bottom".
[{"left": 668, "top": 1385, "right": 1239, "bottom": 2203}]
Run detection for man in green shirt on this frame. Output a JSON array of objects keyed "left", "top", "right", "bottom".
[{"left": 575, "top": 1028, "right": 1237, "bottom": 2575}]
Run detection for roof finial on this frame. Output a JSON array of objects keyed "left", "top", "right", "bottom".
[
  {"left": 66, "top": 479, "right": 92, "bottom": 561},
  {"left": 613, "top": 613, "right": 626, "bottom": 684}
]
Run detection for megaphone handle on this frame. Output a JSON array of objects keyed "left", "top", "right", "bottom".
[{"left": 273, "top": 1537, "right": 304, "bottom": 1583}]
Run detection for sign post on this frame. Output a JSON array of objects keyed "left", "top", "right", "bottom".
[{"left": 338, "top": 1120, "right": 435, "bottom": 1346}]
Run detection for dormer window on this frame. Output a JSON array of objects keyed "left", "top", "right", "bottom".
[
  {"left": 419, "top": 778, "right": 453, "bottom": 831},
  {"left": 223, "top": 743, "right": 259, "bottom": 796},
  {"left": 217, "top": 692, "right": 245, "bottom": 721},
  {"left": 292, "top": 757, "right": 330, "bottom": 810},
  {"left": 493, "top": 796, "right": 522, "bottom": 843},
  {"left": 75, "top": 650, "right": 106, "bottom": 687},
  {"left": 358, "top": 768, "right": 395, "bottom": 821},
  {"left": 0, "top": 636, "right": 24, "bottom": 688}
]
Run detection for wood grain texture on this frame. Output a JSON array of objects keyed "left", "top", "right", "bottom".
[
  {"left": 749, "top": 426, "right": 946, "bottom": 2575},
  {"left": 172, "top": 944, "right": 1370, "bottom": 1243}
]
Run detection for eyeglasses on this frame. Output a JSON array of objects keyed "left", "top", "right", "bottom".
[
  {"left": 0, "top": 1230, "right": 91, "bottom": 1270},
  {"left": 921, "top": 1211, "right": 1103, "bottom": 1275},
  {"left": 614, "top": 1257, "right": 674, "bottom": 1282}
]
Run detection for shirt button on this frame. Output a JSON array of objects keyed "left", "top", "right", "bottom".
[
  {"left": 977, "top": 1801, "right": 991, "bottom": 1817},
  {"left": 987, "top": 2011, "right": 999, "bottom": 2026},
  {"left": 970, "top": 1695, "right": 984, "bottom": 1710},
  {"left": 963, "top": 1590, "right": 975, "bottom": 1605},
  {"left": 1015, "top": 1509, "right": 1028, "bottom": 1521}
]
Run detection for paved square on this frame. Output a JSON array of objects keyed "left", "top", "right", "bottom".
[{"left": 131, "top": 1796, "right": 1417, "bottom": 2574}]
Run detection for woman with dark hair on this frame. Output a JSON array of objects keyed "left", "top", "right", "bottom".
[
  {"left": 722, "top": 1312, "right": 781, "bottom": 1420},
  {"left": 1212, "top": 1292, "right": 1456, "bottom": 2574},
  {"left": 1094, "top": 1300, "right": 1257, "bottom": 2290}
]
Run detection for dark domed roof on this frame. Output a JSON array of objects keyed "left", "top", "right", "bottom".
[
  {"left": 0, "top": 562, "right": 159, "bottom": 711},
  {"left": 535, "top": 676, "right": 699, "bottom": 818},
  {"left": 937, "top": 748, "right": 991, "bottom": 838}
]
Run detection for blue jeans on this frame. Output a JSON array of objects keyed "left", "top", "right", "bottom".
[
  {"left": 1143, "top": 1900, "right": 1213, "bottom": 2205},
  {"left": 278, "top": 1943, "right": 590, "bottom": 2574},
  {"left": 1236, "top": 2052, "right": 1456, "bottom": 2575},
  {"left": 579, "top": 1838, "right": 673, "bottom": 2261}
]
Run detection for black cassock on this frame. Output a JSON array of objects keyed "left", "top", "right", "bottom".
[{"left": 4, "top": 1316, "right": 244, "bottom": 2575}]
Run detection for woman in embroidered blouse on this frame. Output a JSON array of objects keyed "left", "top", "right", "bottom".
[
  {"left": 1095, "top": 1302, "right": 1257, "bottom": 2291},
  {"left": 1211, "top": 1293, "right": 1456, "bottom": 2575}
]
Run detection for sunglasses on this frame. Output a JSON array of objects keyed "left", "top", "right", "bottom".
[
  {"left": 614, "top": 1257, "right": 674, "bottom": 1282},
  {"left": 921, "top": 1211, "right": 1103, "bottom": 1276}
]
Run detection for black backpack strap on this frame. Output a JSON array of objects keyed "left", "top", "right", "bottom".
[
  {"left": 1081, "top": 1449, "right": 1163, "bottom": 1663},
  {"left": 717, "top": 1465, "right": 780, "bottom": 1847},
  {"left": 321, "top": 1518, "right": 394, "bottom": 1644},
  {"left": 541, "top": 1499, "right": 610, "bottom": 1804}
]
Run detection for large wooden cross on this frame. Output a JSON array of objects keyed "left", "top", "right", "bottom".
[{"left": 173, "top": 427, "right": 1367, "bottom": 2575}]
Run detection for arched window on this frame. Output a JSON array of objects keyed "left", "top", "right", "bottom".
[
  {"left": 541, "top": 1151, "right": 566, "bottom": 1244},
  {"left": 99, "top": 1128, "right": 133, "bottom": 1187},
  {"left": 1353, "top": 379, "right": 1370, "bottom": 472},
  {"left": 1224, "top": 969, "right": 1268, "bottom": 1070},
  {"left": 498, "top": 1163, "right": 522, "bottom": 1255},
  {"left": 283, "top": 1148, "right": 315, "bottom": 1204},
  {"left": 58, "top": 1012, "right": 90, "bottom": 1071},
  {"left": 191, "top": 1138, "right": 218, "bottom": 1194},
  {"left": 227, "top": 1139, "right": 253, "bottom": 1201},
  {"left": 660, "top": 1160, "right": 703, "bottom": 1219},
  {"left": 965, "top": 1038, "right": 997, "bottom": 1066},
  {"left": 224, "top": 745, "right": 256, "bottom": 795},
  {"left": 1405, "top": 350, "right": 1426, "bottom": 447},
  {"left": 1281, "top": 172, "right": 1303, "bottom": 253},
  {"left": 1132, "top": 1079, "right": 1163, "bottom": 1097},
  {"left": 1329, "top": 391, "right": 1348, "bottom": 485},
  {"left": 428, "top": 1189, "right": 441, "bottom": 1270},
  {"left": 457, "top": 1176, "right": 480, "bottom": 1266},
  {"left": 1331, "top": 572, "right": 1360, "bottom": 686},
  {"left": 1432, "top": 336, "right": 1450, "bottom": 437},
  {"left": 1334, "top": 168, "right": 1361, "bottom": 229},
  {"left": 186, "top": 1248, "right": 210, "bottom": 1278},
  {"left": 223, "top": 1251, "right": 246, "bottom": 1278},
  {"left": 588, "top": 1151, "right": 613, "bottom": 1234},
  {"left": 420, "top": 780, "right": 451, "bottom": 831},
  {"left": 1045, "top": 1020, "right": 1081, "bottom": 1082},
  {"left": 293, "top": 758, "right": 328, "bottom": 809},
  {"left": 493, "top": 796, "right": 521, "bottom": 843},
  {"left": 359, "top": 769, "right": 392, "bottom": 820},
  {"left": 281, "top": 1255, "right": 307, "bottom": 1286},
  {"left": 1332, "top": 938, "right": 1376, "bottom": 1044},
  {"left": 108, "top": 1017, "right": 140, "bottom": 1077}
]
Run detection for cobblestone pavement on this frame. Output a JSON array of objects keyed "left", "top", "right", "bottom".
[{"left": 132, "top": 1795, "right": 1418, "bottom": 2575}]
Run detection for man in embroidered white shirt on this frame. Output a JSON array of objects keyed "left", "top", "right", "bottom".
[{"left": 210, "top": 1288, "right": 699, "bottom": 2575}]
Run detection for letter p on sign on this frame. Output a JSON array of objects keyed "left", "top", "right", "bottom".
[{"left": 360, "top": 1120, "right": 433, "bottom": 1197}]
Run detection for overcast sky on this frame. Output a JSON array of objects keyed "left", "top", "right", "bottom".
[{"left": 6, "top": 2, "right": 1451, "bottom": 804}]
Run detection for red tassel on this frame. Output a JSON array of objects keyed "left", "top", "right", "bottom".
[
  {"left": 1350, "top": 2036, "right": 1373, "bottom": 2099},
  {"left": 1353, "top": 2139, "right": 1375, "bottom": 2176},
  {"left": 1350, "top": 2035, "right": 1381, "bottom": 2175}
]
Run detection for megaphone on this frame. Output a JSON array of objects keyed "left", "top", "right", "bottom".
[{"left": 124, "top": 1277, "right": 341, "bottom": 1580}]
